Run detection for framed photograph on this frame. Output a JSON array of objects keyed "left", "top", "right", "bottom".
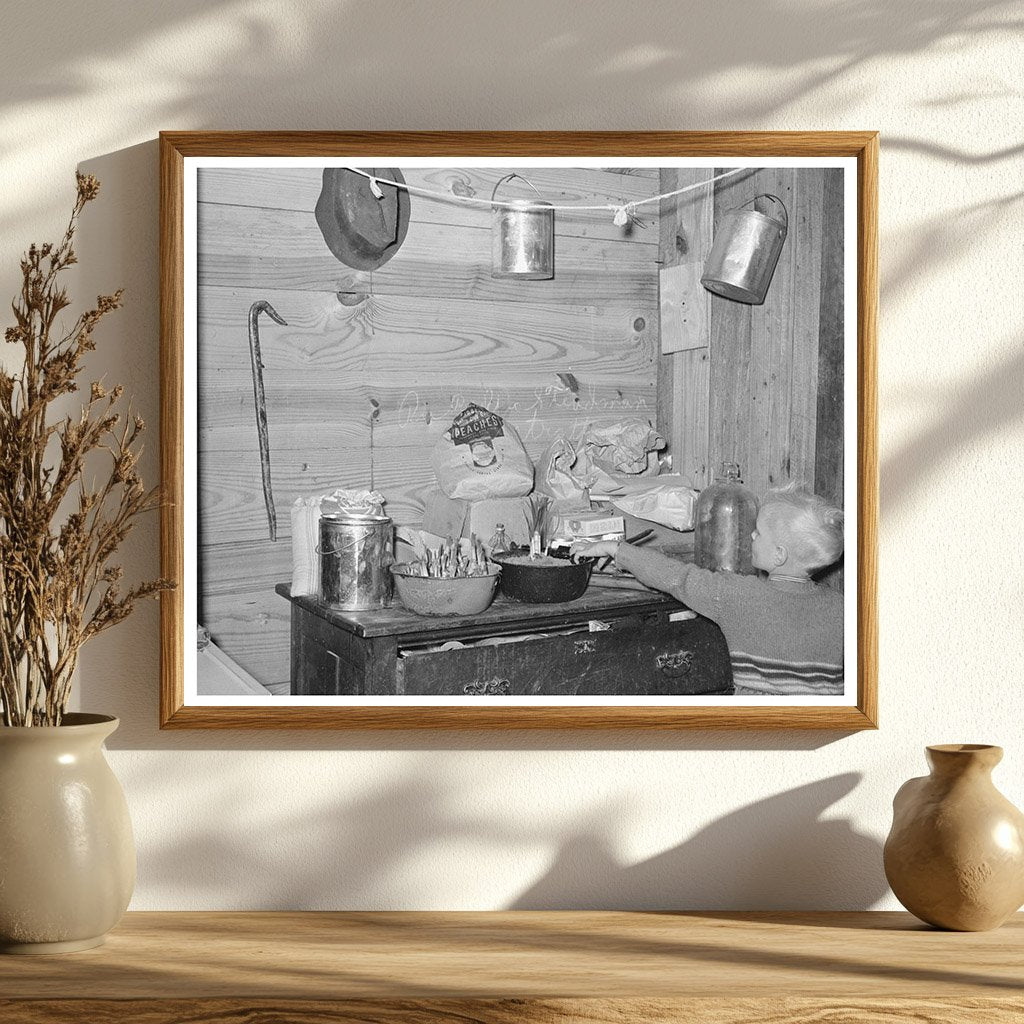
[{"left": 160, "top": 131, "right": 877, "bottom": 730}]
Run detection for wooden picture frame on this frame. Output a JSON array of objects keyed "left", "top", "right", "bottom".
[{"left": 160, "top": 131, "right": 878, "bottom": 730}]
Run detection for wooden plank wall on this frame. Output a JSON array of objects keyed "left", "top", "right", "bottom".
[
  {"left": 707, "top": 167, "right": 826, "bottom": 501},
  {"left": 659, "top": 165, "right": 843, "bottom": 524},
  {"left": 657, "top": 169, "right": 714, "bottom": 490},
  {"left": 197, "top": 167, "right": 661, "bottom": 685}
]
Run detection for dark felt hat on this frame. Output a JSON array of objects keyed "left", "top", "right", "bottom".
[{"left": 314, "top": 167, "right": 410, "bottom": 271}]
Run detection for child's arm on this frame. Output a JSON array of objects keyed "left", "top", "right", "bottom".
[
  {"left": 571, "top": 540, "right": 755, "bottom": 625},
  {"left": 572, "top": 540, "right": 727, "bottom": 614},
  {"left": 613, "top": 542, "right": 732, "bottom": 619}
]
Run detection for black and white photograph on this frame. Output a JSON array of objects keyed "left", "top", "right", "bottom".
[{"left": 162, "top": 135, "right": 876, "bottom": 728}]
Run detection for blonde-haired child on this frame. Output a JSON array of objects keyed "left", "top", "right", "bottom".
[{"left": 573, "top": 485, "right": 845, "bottom": 696}]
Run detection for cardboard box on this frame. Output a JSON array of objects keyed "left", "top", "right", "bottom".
[
  {"left": 560, "top": 512, "right": 625, "bottom": 539},
  {"left": 422, "top": 492, "right": 532, "bottom": 549}
]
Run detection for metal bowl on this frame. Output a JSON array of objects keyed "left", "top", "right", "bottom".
[
  {"left": 491, "top": 554, "right": 593, "bottom": 604},
  {"left": 390, "top": 564, "right": 500, "bottom": 617}
]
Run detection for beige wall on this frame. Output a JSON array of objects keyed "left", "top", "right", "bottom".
[{"left": 1, "top": 1, "right": 1021, "bottom": 910}]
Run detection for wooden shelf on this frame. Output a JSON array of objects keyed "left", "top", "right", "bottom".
[{"left": 1, "top": 911, "right": 1021, "bottom": 1022}]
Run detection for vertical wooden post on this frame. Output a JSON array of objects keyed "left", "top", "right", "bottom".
[
  {"left": 815, "top": 167, "right": 845, "bottom": 507},
  {"left": 708, "top": 168, "right": 825, "bottom": 500},
  {"left": 657, "top": 169, "right": 714, "bottom": 490}
]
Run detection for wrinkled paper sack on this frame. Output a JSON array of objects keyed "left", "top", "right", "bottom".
[
  {"left": 580, "top": 420, "right": 667, "bottom": 495},
  {"left": 290, "top": 489, "right": 386, "bottom": 596},
  {"left": 535, "top": 436, "right": 595, "bottom": 512},
  {"left": 431, "top": 404, "right": 534, "bottom": 500}
]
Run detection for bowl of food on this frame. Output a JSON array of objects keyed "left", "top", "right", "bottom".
[
  {"left": 390, "top": 563, "right": 501, "bottom": 617},
  {"left": 491, "top": 552, "right": 593, "bottom": 604}
]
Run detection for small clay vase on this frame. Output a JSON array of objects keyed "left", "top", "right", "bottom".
[
  {"left": 884, "top": 744, "right": 1024, "bottom": 931},
  {"left": 0, "top": 714, "right": 135, "bottom": 953}
]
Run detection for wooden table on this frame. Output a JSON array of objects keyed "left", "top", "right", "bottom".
[
  {"left": 1, "top": 911, "right": 1021, "bottom": 1022},
  {"left": 276, "top": 584, "right": 733, "bottom": 697}
]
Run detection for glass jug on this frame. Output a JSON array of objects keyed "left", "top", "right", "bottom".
[
  {"left": 488, "top": 523, "right": 512, "bottom": 557},
  {"left": 694, "top": 462, "right": 758, "bottom": 574}
]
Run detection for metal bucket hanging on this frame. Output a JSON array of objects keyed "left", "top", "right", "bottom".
[
  {"left": 701, "top": 194, "right": 788, "bottom": 304},
  {"left": 491, "top": 173, "right": 554, "bottom": 279}
]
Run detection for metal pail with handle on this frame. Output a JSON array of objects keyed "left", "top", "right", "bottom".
[
  {"left": 490, "top": 173, "right": 554, "bottom": 279},
  {"left": 319, "top": 512, "right": 393, "bottom": 610},
  {"left": 701, "top": 194, "right": 788, "bottom": 304}
]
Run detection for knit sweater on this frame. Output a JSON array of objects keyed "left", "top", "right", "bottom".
[{"left": 616, "top": 544, "right": 844, "bottom": 696}]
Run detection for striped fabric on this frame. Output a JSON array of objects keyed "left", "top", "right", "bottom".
[
  {"left": 730, "top": 652, "right": 844, "bottom": 696},
  {"left": 615, "top": 544, "right": 846, "bottom": 698}
]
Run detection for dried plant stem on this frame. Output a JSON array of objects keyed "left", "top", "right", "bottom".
[{"left": 0, "top": 174, "right": 173, "bottom": 726}]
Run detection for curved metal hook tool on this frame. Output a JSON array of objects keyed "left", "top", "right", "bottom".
[{"left": 247, "top": 300, "right": 288, "bottom": 541}]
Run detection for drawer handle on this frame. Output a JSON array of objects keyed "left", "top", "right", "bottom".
[
  {"left": 464, "top": 678, "right": 511, "bottom": 696},
  {"left": 655, "top": 650, "right": 694, "bottom": 676}
]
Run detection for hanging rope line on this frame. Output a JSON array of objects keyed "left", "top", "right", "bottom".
[{"left": 343, "top": 166, "right": 747, "bottom": 225}]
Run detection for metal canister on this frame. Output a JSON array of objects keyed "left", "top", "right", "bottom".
[
  {"left": 701, "top": 194, "right": 788, "bottom": 304},
  {"left": 491, "top": 173, "right": 554, "bottom": 279},
  {"left": 319, "top": 512, "right": 393, "bottom": 610},
  {"left": 492, "top": 199, "right": 554, "bottom": 279}
]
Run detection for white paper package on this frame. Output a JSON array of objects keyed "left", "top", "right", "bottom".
[{"left": 610, "top": 483, "right": 698, "bottom": 532}]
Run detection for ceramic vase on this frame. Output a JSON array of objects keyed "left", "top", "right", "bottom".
[
  {"left": 884, "top": 744, "right": 1024, "bottom": 931},
  {"left": 0, "top": 713, "right": 135, "bottom": 953}
]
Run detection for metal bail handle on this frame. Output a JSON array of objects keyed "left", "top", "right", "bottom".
[
  {"left": 316, "top": 539, "right": 394, "bottom": 561},
  {"left": 490, "top": 172, "right": 546, "bottom": 206},
  {"left": 737, "top": 193, "right": 788, "bottom": 229},
  {"left": 315, "top": 540, "right": 361, "bottom": 557}
]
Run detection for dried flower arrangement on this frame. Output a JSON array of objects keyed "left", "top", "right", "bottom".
[{"left": 0, "top": 174, "right": 172, "bottom": 726}]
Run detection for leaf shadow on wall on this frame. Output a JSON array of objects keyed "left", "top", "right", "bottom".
[
  {"left": 882, "top": 138, "right": 1024, "bottom": 166},
  {"left": 883, "top": 334, "right": 1024, "bottom": 511},
  {"left": 1, "top": 0, "right": 1019, "bottom": 247},
  {"left": 2, "top": 0, "right": 1015, "bottom": 142},
  {"left": 511, "top": 773, "right": 887, "bottom": 910},
  {"left": 128, "top": 761, "right": 886, "bottom": 912},
  {"left": 881, "top": 192, "right": 1024, "bottom": 319}
]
